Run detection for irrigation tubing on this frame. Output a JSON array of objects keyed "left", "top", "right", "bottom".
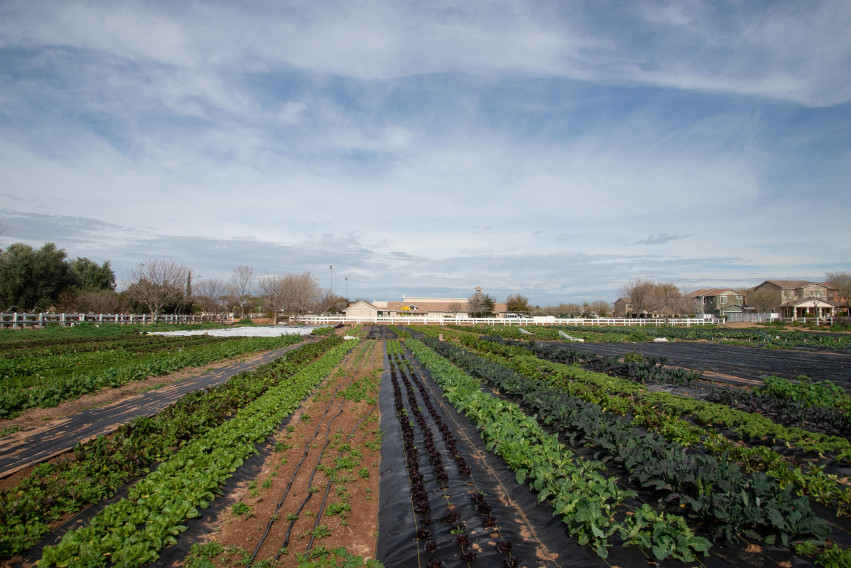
[
  {"left": 247, "top": 342, "right": 378, "bottom": 566},
  {"left": 305, "top": 404, "right": 378, "bottom": 552},
  {"left": 247, "top": 366, "right": 351, "bottom": 566}
]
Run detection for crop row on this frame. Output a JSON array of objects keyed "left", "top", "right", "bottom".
[
  {"left": 444, "top": 332, "right": 851, "bottom": 565},
  {"left": 0, "top": 336, "right": 342, "bottom": 561},
  {"left": 481, "top": 335, "right": 701, "bottom": 386},
  {"left": 453, "top": 323, "right": 851, "bottom": 349},
  {"left": 39, "top": 339, "right": 357, "bottom": 567},
  {"left": 471, "top": 333, "right": 851, "bottom": 465},
  {"left": 557, "top": 324, "right": 851, "bottom": 349},
  {"left": 404, "top": 338, "right": 710, "bottom": 561},
  {"left": 459, "top": 333, "right": 851, "bottom": 524},
  {"left": 0, "top": 333, "right": 304, "bottom": 418},
  {"left": 387, "top": 340, "right": 519, "bottom": 566},
  {"left": 707, "top": 386, "right": 851, "bottom": 438},
  {"left": 413, "top": 333, "right": 830, "bottom": 549}
]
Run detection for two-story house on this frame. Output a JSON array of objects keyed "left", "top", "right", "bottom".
[
  {"left": 749, "top": 280, "right": 836, "bottom": 319},
  {"left": 685, "top": 289, "right": 744, "bottom": 321}
]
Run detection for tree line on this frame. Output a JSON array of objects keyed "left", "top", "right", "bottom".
[{"left": 0, "top": 241, "right": 348, "bottom": 322}]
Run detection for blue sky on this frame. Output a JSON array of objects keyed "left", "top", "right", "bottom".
[{"left": 1, "top": 0, "right": 849, "bottom": 305}]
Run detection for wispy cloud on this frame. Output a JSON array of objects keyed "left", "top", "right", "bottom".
[
  {"left": 634, "top": 234, "right": 692, "bottom": 246},
  {"left": 1, "top": 1, "right": 849, "bottom": 304}
]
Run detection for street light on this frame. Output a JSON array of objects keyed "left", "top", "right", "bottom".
[
  {"left": 345, "top": 276, "right": 348, "bottom": 299},
  {"left": 329, "top": 265, "right": 333, "bottom": 295}
]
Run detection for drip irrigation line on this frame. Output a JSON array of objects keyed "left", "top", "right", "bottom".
[
  {"left": 247, "top": 361, "right": 355, "bottom": 566},
  {"left": 306, "top": 404, "right": 378, "bottom": 552}
]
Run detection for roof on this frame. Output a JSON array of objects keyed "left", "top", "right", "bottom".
[
  {"left": 761, "top": 280, "right": 822, "bottom": 290},
  {"left": 344, "top": 300, "right": 378, "bottom": 314},
  {"left": 685, "top": 288, "right": 738, "bottom": 298}
]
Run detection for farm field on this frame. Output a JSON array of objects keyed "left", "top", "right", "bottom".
[
  {"left": 1, "top": 323, "right": 851, "bottom": 567},
  {"left": 542, "top": 340, "right": 851, "bottom": 387}
]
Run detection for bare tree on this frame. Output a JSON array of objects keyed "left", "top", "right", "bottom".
[
  {"left": 125, "top": 259, "right": 189, "bottom": 318},
  {"left": 620, "top": 278, "right": 688, "bottom": 317},
  {"left": 826, "top": 271, "right": 851, "bottom": 314},
  {"left": 194, "top": 278, "right": 228, "bottom": 315},
  {"left": 256, "top": 274, "right": 287, "bottom": 323},
  {"left": 747, "top": 286, "right": 780, "bottom": 318},
  {"left": 314, "top": 288, "right": 347, "bottom": 314},
  {"left": 285, "top": 272, "right": 320, "bottom": 318},
  {"left": 446, "top": 301, "right": 465, "bottom": 316},
  {"left": 230, "top": 265, "right": 255, "bottom": 318},
  {"left": 620, "top": 277, "right": 654, "bottom": 317},
  {"left": 77, "top": 290, "right": 120, "bottom": 314},
  {"left": 590, "top": 300, "right": 611, "bottom": 317}
]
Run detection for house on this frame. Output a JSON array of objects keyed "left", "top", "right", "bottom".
[
  {"left": 613, "top": 297, "right": 632, "bottom": 317},
  {"left": 749, "top": 280, "right": 836, "bottom": 319},
  {"left": 686, "top": 289, "right": 744, "bottom": 321}
]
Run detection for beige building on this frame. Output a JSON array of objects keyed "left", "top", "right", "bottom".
[
  {"left": 344, "top": 287, "right": 508, "bottom": 319},
  {"left": 749, "top": 280, "right": 836, "bottom": 319}
]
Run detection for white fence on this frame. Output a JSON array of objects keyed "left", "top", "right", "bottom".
[
  {"left": 300, "top": 314, "right": 719, "bottom": 327},
  {"left": 0, "top": 312, "right": 233, "bottom": 329}
]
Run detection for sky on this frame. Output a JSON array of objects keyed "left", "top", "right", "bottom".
[{"left": 1, "top": 0, "right": 849, "bottom": 306}]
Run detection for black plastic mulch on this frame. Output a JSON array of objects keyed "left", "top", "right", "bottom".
[
  {"left": 0, "top": 339, "right": 316, "bottom": 479},
  {"left": 556, "top": 341, "right": 851, "bottom": 387},
  {"left": 377, "top": 342, "right": 717, "bottom": 568}
]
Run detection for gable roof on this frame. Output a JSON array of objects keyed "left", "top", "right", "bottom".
[
  {"left": 344, "top": 300, "right": 378, "bottom": 314},
  {"left": 685, "top": 288, "right": 740, "bottom": 298},
  {"left": 761, "top": 280, "right": 821, "bottom": 290}
]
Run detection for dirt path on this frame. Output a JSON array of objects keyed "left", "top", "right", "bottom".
[
  {"left": 167, "top": 339, "right": 384, "bottom": 568},
  {"left": 0, "top": 340, "right": 314, "bottom": 480}
]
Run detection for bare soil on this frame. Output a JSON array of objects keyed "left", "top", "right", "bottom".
[{"left": 182, "top": 339, "right": 384, "bottom": 567}]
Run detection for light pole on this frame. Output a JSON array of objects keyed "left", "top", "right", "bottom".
[
  {"left": 345, "top": 276, "right": 348, "bottom": 299},
  {"left": 329, "top": 265, "right": 333, "bottom": 295}
]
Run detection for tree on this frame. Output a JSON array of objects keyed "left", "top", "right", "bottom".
[
  {"left": 620, "top": 277, "right": 654, "bottom": 317},
  {"left": 506, "top": 293, "right": 530, "bottom": 315},
  {"left": 314, "top": 288, "right": 348, "bottom": 314},
  {"left": 194, "top": 278, "right": 229, "bottom": 315},
  {"left": 468, "top": 290, "right": 495, "bottom": 318},
  {"left": 446, "top": 301, "right": 465, "bottom": 316},
  {"left": 77, "top": 290, "right": 120, "bottom": 314},
  {"left": 620, "top": 278, "right": 689, "bottom": 317},
  {"left": 826, "top": 271, "right": 851, "bottom": 314},
  {"left": 0, "top": 242, "right": 72, "bottom": 311},
  {"left": 747, "top": 285, "right": 780, "bottom": 317},
  {"left": 124, "top": 259, "right": 189, "bottom": 318},
  {"left": 283, "top": 272, "right": 320, "bottom": 318},
  {"left": 256, "top": 274, "right": 287, "bottom": 323},
  {"left": 69, "top": 258, "right": 116, "bottom": 291},
  {"left": 590, "top": 300, "right": 611, "bottom": 317},
  {"left": 230, "top": 265, "right": 255, "bottom": 318}
]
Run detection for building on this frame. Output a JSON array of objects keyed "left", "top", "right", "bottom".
[
  {"left": 344, "top": 287, "right": 508, "bottom": 320},
  {"left": 686, "top": 289, "right": 744, "bottom": 321},
  {"left": 749, "top": 280, "right": 836, "bottom": 319},
  {"left": 613, "top": 297, "right": 632, "bottom": 317}
]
